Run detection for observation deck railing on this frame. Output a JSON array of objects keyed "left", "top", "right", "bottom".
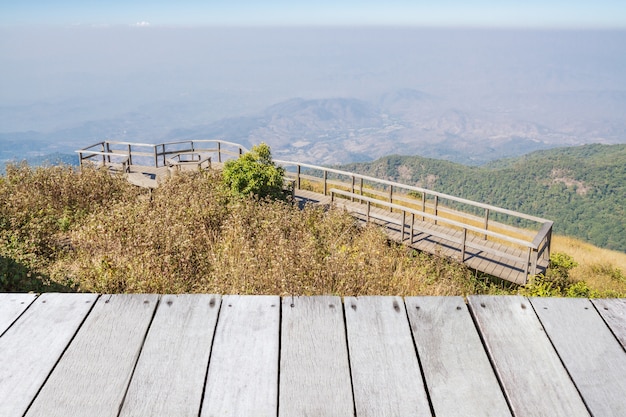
[{"left": 77, "top": 140, "right": 553, "bottom": 283}]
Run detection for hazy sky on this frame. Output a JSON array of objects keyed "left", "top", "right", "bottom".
[{"left": 1, "top": 0, "right": 625, "bottom": 28}]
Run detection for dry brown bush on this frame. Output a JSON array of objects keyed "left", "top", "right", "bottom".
[{"left": 48, "top": 169, "right": 484, "bottom": 295}]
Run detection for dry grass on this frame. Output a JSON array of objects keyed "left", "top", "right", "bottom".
[
  {"left": 0, "top": 166, "right": 481, "bottom": 295},
  {"left": 552, "top": 235, "right": 626, "bottom": 294},
  {"left": 2, "top": 164, "right": 623, "bottom": 297}
]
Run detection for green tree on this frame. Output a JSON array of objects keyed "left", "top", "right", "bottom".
[{"left": 222, "top": 143, "right": 286, "bottom": 200}]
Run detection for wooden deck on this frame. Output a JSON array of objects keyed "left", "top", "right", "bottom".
[{"left": 1, "top": 293, "right": 624, "bottom": 416}]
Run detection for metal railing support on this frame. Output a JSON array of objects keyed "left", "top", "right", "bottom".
[
  {"left": 461, "top": 229, "right": 467, "bottom": 262},
  {"left": 484, "top": 208, "right": 490, "bottom": 240},
  {"left": 296, "top": 165, "right": 301, "bottom": 189},
  {"left": 351, "top": 176, "right": 355, "bottom": 202},
  {"left": 359, "top": 178, "right": 364, "bottom": 204},
  {"left": 402, "top": 211, "right": 406, "bottom": 241}
]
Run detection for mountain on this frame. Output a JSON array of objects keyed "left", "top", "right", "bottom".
[
  {"left": 157, "top": 89, "right": 626, "bottom": 165},
  {"left": 337, "top": 144, "right": 626, "bottom": 252},
  {"left": 3, "top": 85, "right": 626, "bottom": 166}
]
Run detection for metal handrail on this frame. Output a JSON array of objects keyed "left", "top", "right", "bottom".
[{"left": 275, "top": 158, "right": 550, "bottom": 224}]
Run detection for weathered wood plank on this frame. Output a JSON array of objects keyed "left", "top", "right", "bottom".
[
  {"left": 0, "top": 292, "right": 37, "bottom": 335},
  {"left": 592, "top": 298, "right": 626, "bottom": 349},
  {"left": 0, "top": 293, "right": 97, "bottom": 417},
  {"left": 279, "top": 296, "right": 353, "bottom": 417},
  {"left": 26, "top": 294, "right": 158, "bottom": 417},
  {"left": 468, "top": 295, "right": 590, "bottom": 417},
  {"left": 405, "top": 296, "right": 512, "bottom": 417},
  {"left": 344, "top": 296, "right": 431, "bottom": 417},
  {"left": 201, "top": 295, "right": 280, "bottom": 417},
  {"left": 119, "top": 294, "right": 221, "bottom": 417},
  {"left": 531, "top": 297, "right": 626, "bottom": 416}
]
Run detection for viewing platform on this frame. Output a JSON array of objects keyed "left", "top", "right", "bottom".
[
  {"left": 77, "top": 139, "right": 553, "bottom": 285},
  {"left": 1, "top": 293, "right": 625, "bottom": 416}
]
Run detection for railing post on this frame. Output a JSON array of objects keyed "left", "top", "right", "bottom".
[
  {"left": 402, "top": 211, "right": 406, "bottom": 241},
  {"left": 434, "top": 195, "right": 439, "bottom": 225},
  {"left": 545, "top": 226, "right": 553, "bottom": 262},
  {"left": 525, "top": 247, "right": 532, "bottom": 278},
  {"left": 531, "top": 249, "right": 539, "bottom": 276},
  {"left": 323, "top": 170, "right": 328, "bottom": 196},
  {"left": 389, "top": 186, "right": 393, "bottom": 212},
  {"left": 351, "top": 176, "right": 355, "bottom": 202},
  {"left": 360, "top": 178, "right": 364, "bottom": 204},
  {"left": 153, "top": 146, "right": 158, "bottom": 167},
  {"left": 101, "top": 143, "right": 105, "bottom": 166},
  {"left": 105, "top": 142, "right": 111, "bottom": 164},
  {"left": 366, "top": 201, "right": 371, "bottom": 222},
  {"left": 331, "top": 190, "right": 335, "bottom": 203},
  {"left": 218, "top": 142, "right": 222, "bottom": 163},
  {"left": 296, "top": 165, "right": 301, "bottom": 190},
  {"left": 127, "top": 144, "right": 133, "bottom": 166},
  {"left": 461, "top": 229, "right": 467, "bottom": 262},
  {"left": 410, "top": 213, "right": 415, "bottom": 244},
  {"left": 421, "top": 193, "right": 426, "bottom": 221},
  {"left": 483, "top": 208, "right": 490, "bottom": 240}
]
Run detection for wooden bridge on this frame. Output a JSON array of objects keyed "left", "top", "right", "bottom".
[
  {"left": 1, "top": 293, "right": 625, "bottom": 416},
  {"left": 77, "top": 139, "right": 553, "bottom": 285}
]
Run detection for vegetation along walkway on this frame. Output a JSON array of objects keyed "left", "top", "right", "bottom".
[
  {"left": 77, "top": 139, "right": 553, "bottom": 284},
  {"left": 1, "top": 293, "right": 625, "bottom": 416}
]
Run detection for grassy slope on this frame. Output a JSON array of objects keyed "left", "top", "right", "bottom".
[{"left": 553, "top": 235, "right": 626, "bottom": 294}]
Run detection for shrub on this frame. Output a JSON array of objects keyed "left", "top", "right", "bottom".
[{"left": 222, "top": 143, "right": 286, "bottom": 200}]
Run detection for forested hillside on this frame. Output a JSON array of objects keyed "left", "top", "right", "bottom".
[{"left": 338, "top": 144, "right": 626, "bottom": 252}]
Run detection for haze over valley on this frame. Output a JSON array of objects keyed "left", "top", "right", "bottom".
[{"left": 2, "top": 27, "right": 626, "bottom": 165}]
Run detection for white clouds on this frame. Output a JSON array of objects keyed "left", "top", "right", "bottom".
[{"left": 135, "top": 21, "right": 150, "bottom": 27}]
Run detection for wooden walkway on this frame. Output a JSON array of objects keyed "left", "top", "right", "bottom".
[
  {"left": 294, "top": 189, "right": 548, "bottom": 284},
  {"left": 1, "top": 293, "right": 625, "bottom": 416}
]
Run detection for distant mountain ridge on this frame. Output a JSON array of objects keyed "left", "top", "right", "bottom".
[
  {"left": 4, "top": 87, "right": 626, "bottom": 167},
  {"left": 165, "top": 92, "right": 584, "bottom": 165},
  {"left": 337, "top": 144, "right": 626, "bottom": 252}
]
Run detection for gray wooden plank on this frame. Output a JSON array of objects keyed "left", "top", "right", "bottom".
[
  {"left": 592, "top": 298, "right": 626, "bottom": 349},
  {"left": 26, "top": 294, "right": 159, "bottom": 417},
  {"left": 201, "top": 295, "right": 280, "bottom": 417},
  {"left": 120, "top": 294, "right": 221, "bottom": 417},
  {"left": 468, "top": 295, "right": 590, "bottom": 417},
  {"left": 531, "top": 297, "right": 626, "bottom": 417},
  {"left": 405, "top": 296, "right": 512, "bottom": 417},
  {"left": 279, "top": 296, "right": 353, "bottom": 417},
  {"left": 345, "top": 296, "right": 431, "bottom": 417},
  {"left": 0, "top": 292, "right": 97, "bottom": 417},
  {"left": 0, "top": 293, "right": 37, "bottom": 335}
]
